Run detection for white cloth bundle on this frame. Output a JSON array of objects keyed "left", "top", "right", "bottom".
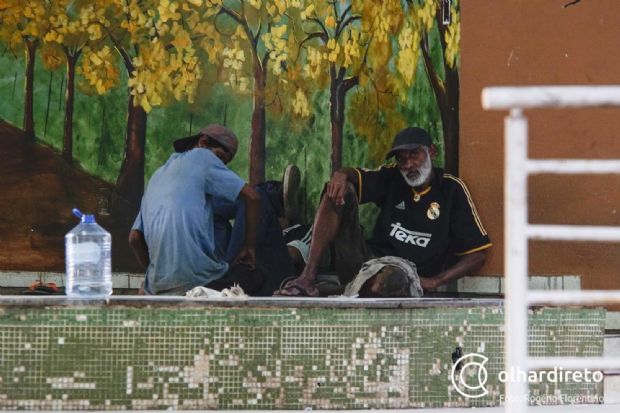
[{"left": 185, "top": 284, "right": 248, "bottom": 299}]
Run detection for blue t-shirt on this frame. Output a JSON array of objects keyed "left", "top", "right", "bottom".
[{"left": 132, "top": 148, "right": 246, "bottom": 294}]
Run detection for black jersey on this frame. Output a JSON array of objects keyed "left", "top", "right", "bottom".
[{"left": 354, "top": 165, "right": 491, "bottom": 277}]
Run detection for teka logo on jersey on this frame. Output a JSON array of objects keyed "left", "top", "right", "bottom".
[{"left": 389, "top": 222, "right": 431, "bottom": 247}]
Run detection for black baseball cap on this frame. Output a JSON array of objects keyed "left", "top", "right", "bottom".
[
  {"left": 385, "top": 127, "right": 433, "bottom": 160},
  {"left": 173, "top": 124, "right": 239, "bottom": 156}
]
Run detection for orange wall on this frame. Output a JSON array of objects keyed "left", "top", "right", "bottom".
[{"left": 461, "top": 0, "right": 620, "bottom": 289}]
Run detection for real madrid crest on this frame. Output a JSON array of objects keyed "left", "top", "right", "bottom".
[{"left": 427, "top": 202, "right": 440, "bottom": 220}]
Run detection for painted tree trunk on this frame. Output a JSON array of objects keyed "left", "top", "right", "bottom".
[
  {"left": 23, "top": 41, "right": 38, "bottom": 141},
  {"left": 115, "top": 95, "right": 147, "bottom": 211},
  {"left": 249, "top": 56, "right": 267, "bottom": 185},
  {"left": 44, "top": 71, "right": 53, "bottom": 135},
  {"left": 441, "top": 67, "right": 460, "bottom": 175},
  {"left": 330, "top": 79, "right": 345, "bottom": 173},
  {"left": 423, "top": 69, "right": 459, "bottom": 175},
  {"left": 62, "top": 53, "right": 79, "bottom": 164},
  {"left": 427, "top": 5, "right": 460, "bottom": 176},
  {"left": 329, "top": 69, "right": 358, "bottom": 174}
]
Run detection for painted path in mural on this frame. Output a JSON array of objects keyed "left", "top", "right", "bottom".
[{"left": 0, "top": 120, "right": 139, "bottom": 273}]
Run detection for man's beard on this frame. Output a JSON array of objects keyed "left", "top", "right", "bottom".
[{"left": 399, "top": 152, "right": 432, "bottom": 187}]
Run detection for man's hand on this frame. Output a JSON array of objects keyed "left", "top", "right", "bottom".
[
  {"left": 233, "top": 246, "right": 256, "bottom": 270},
  {"left": 128, "top": 229, "right": 150, "bottom": 269},
  {"left": 421, "top": 250, "right": 489, "bottom": 292},
  {"left": 420, "top": 276, "right": 439, "bottom": 291},
  {"left": 326, "top": 171, "right": 349, "bottom": 205}
]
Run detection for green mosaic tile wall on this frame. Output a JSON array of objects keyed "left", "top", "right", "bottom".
[{"left": 0, "top": 304, "right": 605, "bottom": 409}]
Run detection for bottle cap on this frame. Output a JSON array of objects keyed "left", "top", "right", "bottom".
[
  {"left": 82, "top": 214, "right": 95, "bottom": 224},
  {"left": 72, "top": 209, "right": 95, "bottom": 223}
]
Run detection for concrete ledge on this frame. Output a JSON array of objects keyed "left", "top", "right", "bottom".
[
  {"left": 6, "top": 408, "right": 620, "bottom": 413},
  {"left": 0, "top": 271, "right": 143, "bottom": 289},
  {"left": 436, "top": 275, "right": 580, "bottom": 294},
  {"left": 0, "top": 295, "right": 504, "bottom": 309},
  {"left": 0, "top": 272, "right": 581, "bottom": 294}
]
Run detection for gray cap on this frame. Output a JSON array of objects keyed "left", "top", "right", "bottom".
[{"left": 173, "top": 124, "right": 239, "bottom": 157}]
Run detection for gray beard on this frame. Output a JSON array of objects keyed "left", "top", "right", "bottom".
[{"left": 400, "top": 155, "right": 432, "bottom": 187}]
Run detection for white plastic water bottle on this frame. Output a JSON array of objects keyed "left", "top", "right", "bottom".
[{"left": 65, "top": 208, "right": 112, "bottom": 297}]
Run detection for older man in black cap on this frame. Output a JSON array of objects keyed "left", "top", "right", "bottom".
[
  {"left": 277, "top": 126, "right": 492, "bottom": 297},
  {"left": 129, "top": 124, "right": 293, "bottom": 295}
]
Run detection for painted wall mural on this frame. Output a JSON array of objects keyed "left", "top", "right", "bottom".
[{"left": 0, "top": 0, "right": 460, "bottom": 272}]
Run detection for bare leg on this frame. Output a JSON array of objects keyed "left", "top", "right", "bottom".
[{"left": 278, "top": 185, "right": 351, "bottom": 296}]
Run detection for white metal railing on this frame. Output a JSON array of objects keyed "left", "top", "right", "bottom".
[{"left": 482, "top": 86, "right": 620, "bottom": 413}]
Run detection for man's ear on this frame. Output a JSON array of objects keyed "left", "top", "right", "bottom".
[
  {"left": 428, "top": 144, "right": 438, "bottom": 159},
  {"left": 196, "top": 135, "right": 209, "bottom": 148}
]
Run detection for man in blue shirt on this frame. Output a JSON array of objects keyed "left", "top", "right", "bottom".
[{"left": 129, "top": 124, "right": 264, "bottom": 295}]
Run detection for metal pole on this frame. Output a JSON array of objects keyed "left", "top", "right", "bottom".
[
  {"left": 504, "top": 108, "right": 529, "bottom": 413},
  {"left": 482, "top": 85, "right": 620, "bottom": 109}
]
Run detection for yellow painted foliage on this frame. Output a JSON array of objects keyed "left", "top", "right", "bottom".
[
  {"left": 292, "top": 87, "right": 310, "bottom": 117},
  {"left": 40, "top": 42, "right": 65, "bottom": 70},
  {"left": 158, "top": 0, "right": 181, "bottom": 23},
  {"left": 300, "top": 3, "right": 314, "bottom": 20},
  {"left": 128, "top": 39, "right": 202, "bottom": 111},
  {"left": 195, "top": 0, "right": 304, "bottom": 112},
  {"left": 354, "top": 0, "right": 402, "bottom": 46},
  {"left": 291, "top": 0, "right": 409, "bottom": 156},
  {"left": 392, "top": 0, "right": 460, "bottom": 94},
  {"left": 325, "top": 15, "right": 336, "bottom": 29},
  {"left": 343, "top": 0, "right": 410, "bottom": 163},
  {"left": 298, "top": 0, "right": 402, "bottom": 85},
  {"left": 68, "top": 0, "right": 208, "bottom": 111},
  {"left": 395, "top": 20, "right": 421, "bottom": 89},
  {"left": 220, "top": 22, "right": 250, "bottom": 93},
  {"left": 222, "top": 41, "right": 248, "bottom": 92},
  {"left": 199, "top": 25, "right": 223, "bottom": 64},
  {"left": 444, "top": 2, "right": 460, "bottom": 69},
  {"left": 303, "top": 46, "right": 326, "bottom": 83},
  {"left": 348, "top": 88, "right": 406, "bottom": 165},
  {"left": 44, "top": 1, "right": 102, "bottom": 56},
  {"left": 0, "top": 0, "right": 54, "bottom": 51},
  {"left": 390, "top": 1, "right": 433, "bottom": 101},
  {"left": 417, "top": 0, "right": 437, "bottom": 33},
  {"left": 262, "top": 25, "right": 288, "bottom": 75},
  {"left": 342, "top": 29, "right": 361, "bottom": 68},
  {"left": 78, "top": 46, "right": 121, "bottom": 94}
]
